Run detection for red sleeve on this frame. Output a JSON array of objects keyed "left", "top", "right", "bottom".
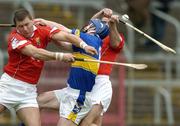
[
  {"left": 35, "top": 25, "right": 60, "bottom": 43},
  {"left": 112, "top": 33, "right": 125, "bottom": 52},
  {"left": 41, "top": 25, "right": 60, "bottom": 41},
  {"left": 9, "top": 33, "right": 32, "bottom": 51},
  {"left": 49, "top": 26, "right": 61, "bottom": 38},
  {"left": 104, "top": 33, "right": 125, "bottom": 52}
]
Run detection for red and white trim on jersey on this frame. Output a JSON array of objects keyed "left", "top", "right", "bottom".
[
  {"left": 11, "top": 39, "right": 28, "bottom": 49},
  {"left": 4, "top": 25, "right": 60, "bottom": 84}
]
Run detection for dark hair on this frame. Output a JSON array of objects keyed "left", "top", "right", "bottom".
[{"left": 13, "top": 9, "right": 32, "bottom": 25}]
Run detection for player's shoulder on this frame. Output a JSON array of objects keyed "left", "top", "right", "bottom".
[
  {"left": 35, "top": 24, "right": 60, "bottom": 35},
  {"left": 9, "top": 29, "right": 24, "bottom": 40},
  {"left": 10, "top": 28, "right": 17, "bottom": 35}
]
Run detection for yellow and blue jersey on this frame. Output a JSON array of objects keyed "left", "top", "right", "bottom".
[
  {"left": 66, "top": 19, "right": 109, "bottom": 118},
  {"left": 67, "top": 29, "right": 102, "bottom": 94}
]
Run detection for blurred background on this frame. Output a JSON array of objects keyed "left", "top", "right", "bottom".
[{"left": 0, "top": 0, "right": 180, "bottom": 126}]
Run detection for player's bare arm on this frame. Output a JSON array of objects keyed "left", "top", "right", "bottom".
[
  {"left": 20, "top": 44, "right": 75, "bottom": 62},
  {"left": 91, "top": 8, "right": 113, "bottom": 19},
  {"left": 54, "top": 41, "right": 73, "bottom": 52},
  {"left": 109, "top": 15, "right": 122, "bottom": 48},
  {"left": 52, "top": 31, "right": 98, "bottom": 55},
  {"left": 34, "top": 18, "right": 72, "bottom": 33},
  {"left": 34, "top": 19, "right": 98, "bottom": 55}
]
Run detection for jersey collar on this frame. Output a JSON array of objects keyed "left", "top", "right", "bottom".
[{"left": 30, "top": 25, "right": 37, "bottom": 37}]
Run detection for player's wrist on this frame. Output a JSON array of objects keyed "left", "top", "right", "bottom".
[
  {"left": 55, "top": 52, "right": 64, "bottom": 61},
  {"left": 79, "top": 41, "right": 88, "bottom": 49}
]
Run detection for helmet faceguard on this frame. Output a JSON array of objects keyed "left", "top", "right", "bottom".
[{"left": 81, "top": 19, "right": 109, "bottom": 39}]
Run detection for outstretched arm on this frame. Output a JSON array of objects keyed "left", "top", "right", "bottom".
[
  {"left": 53, "top": 41, "right": 73, "bottom": 52},
  {"left": 34, "top": 18, "right": 97, "bottom": 55},
  {"left": 34, "top": 18, "right": 73, "bottom": 52},
  {"left": 52, "top": 31, "right": 98, "bottom": 55},
  {"left": 21, "top": 44, "right": 74, "bottom": 62},
  {"left": 91, "top": 8, "right": 113, "bottom": 19},
  {"left": 108, "top": 15, "right": 122, "bottom": 48},
  {"left": 34, "top": 18, "right": 71, "bottom": 33}
]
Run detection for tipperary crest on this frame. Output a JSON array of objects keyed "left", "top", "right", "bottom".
[{"left": 74, "top": 29, "right": 80, "bottom": 37}]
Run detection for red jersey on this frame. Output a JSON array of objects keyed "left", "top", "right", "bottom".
[
  {"left": 97, "top": 33, "right": 125, "bottom": 75},
  {"left": 4, "top": 25, "right": 60, "bottom": 84}
]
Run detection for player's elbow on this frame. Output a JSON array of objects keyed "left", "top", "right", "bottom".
[{"left": 21, "top": 45, "right": 41, "bottom": 59}]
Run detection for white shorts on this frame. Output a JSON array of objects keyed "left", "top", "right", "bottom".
[
  {"left": 54, "top": 75, "right": 112, "bottom": 124},
  {"left": 0, "top": 73, "right": 38, "bottom": 111},
  {"left": 91, "top": 75, "right": 112, "bottom": 114},
  {"left": 55, "top": 86, "right": 93, "bottom": 125}
]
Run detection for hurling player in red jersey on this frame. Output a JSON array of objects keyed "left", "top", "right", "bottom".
[
  {"left": 79, "top": 8, "right": 125, "bottom": 126},
  {"left": 0, "top": 9, "right": 97, "bottom": 126}
]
